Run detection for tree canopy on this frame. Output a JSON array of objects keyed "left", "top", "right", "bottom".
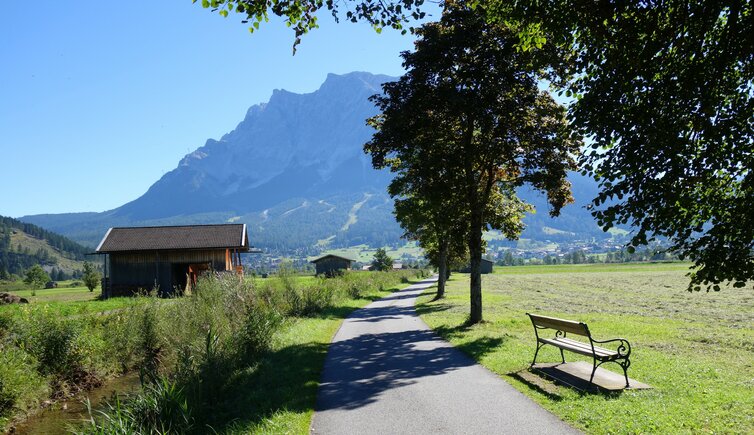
[
  {"left": 485, "top": 0, "right": 754, "bottom": 290},
  {"left": 372, "top": 248, "right": 394, "bottom": 271},
  {"left": 195, "top": 0, "right": 429, "bottom": 51},
  {"left": 24, "top": 265, "right": 50, "bottom": 289},
  {"left": 391, "top": 191, "right": 468, "bottom": 298},
  {"left": 200, "top": 0, "right": 754, "bottom": 290},
  {"left": 366, "top": 5, "right": 579, "bottom": 322}
]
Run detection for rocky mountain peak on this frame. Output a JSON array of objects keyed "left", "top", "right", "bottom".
[{"left": 114, "top": 72, "right": 397, "bottom": 220}]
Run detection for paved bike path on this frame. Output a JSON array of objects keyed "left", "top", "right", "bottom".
[{"left": 311, "top": 278, "right": 579, "bottom": 434}]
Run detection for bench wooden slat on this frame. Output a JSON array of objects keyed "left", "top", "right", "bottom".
[
  {"left": 528, "top": 313, "right": 590, "bottom": 336},
  {"left": 540, "top": 337, "right": 617, "bottom": 359}
]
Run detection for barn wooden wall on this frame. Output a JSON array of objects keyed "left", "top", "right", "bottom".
[
  {"left": 314, "top": 257, "right": 351, "bottom": 276},
  {"left": 108, "top": 250, "right": 229, "bottom": 296}
]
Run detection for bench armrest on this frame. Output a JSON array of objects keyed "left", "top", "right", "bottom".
[{"left": 591, "top": 337, "right": 631, "bottom": 358}]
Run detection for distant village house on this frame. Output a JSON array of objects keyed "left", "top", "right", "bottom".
[
  {"left": 311, "top": 254, "right": 354, "bottom": 277},
  {"left": 95, "top": 224, "right": 249, "bottom": 298}
]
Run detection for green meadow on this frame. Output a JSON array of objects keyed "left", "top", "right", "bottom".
[
  {"left": 0, "top": 281, "right": 151, "bottom": 319},
  {"left": 417, "top": 263, "right": 753, "bottom": 434}
]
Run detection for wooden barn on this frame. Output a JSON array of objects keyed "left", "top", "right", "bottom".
[
  {"left": 95, "top": 224, "right": 249, "bottom": 298},
  {"left": 311, "top": 254, "right": 355, "bottom": 277},
  {"left": 460, "top": 258, "right": 495, "bottom": 274}
]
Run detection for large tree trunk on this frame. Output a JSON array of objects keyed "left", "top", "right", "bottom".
[
  {"left": 437, "top": 238, "right": 449, "bottom": 299},
  {"left": 468, "top": 208, "right": 484, "bottom": 324}
]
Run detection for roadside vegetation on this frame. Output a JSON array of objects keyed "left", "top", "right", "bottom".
[
  {"left": 0, "top": 269, "right": 427, "bottom": 433},
  {"left": 416, "top": 263, "right": 753, "bottom": 433}
]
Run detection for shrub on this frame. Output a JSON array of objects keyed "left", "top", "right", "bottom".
[
  {"left": 137, "top": 301, "right": 161, "bottom": 379},
  {"left": 234, "top": 301, "right": 283, "bottom": 361},
  {"left": 16, "top": 312, "right": 87, "bottom": 383},
  {"left": 154, "top": 274, "right": 284, "bottom": 420},
  {"left": 102, "top": 309, "right": 143, "bottom": 374},
  {"left": 0, "top": 346, "right": 47, "bottom": 419},
  {"left": 300, "top": 284, "right": 335, "bottom": 316},
  {"left": 76, "top": 377, "right": 193, "bottom": 435},
  {"left": 281, "top": 281, "right": 303, "bottom": 316}
]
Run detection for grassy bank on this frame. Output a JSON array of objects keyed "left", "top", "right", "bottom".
[
  {"left": 0, "top": 270, "right": 424, "bottom": 434},
  {"left": 215, "top": 282, "right": 405, "bottom": 433},
  {"left": 417, "top": 263, "right": 753, "bottom": 434},
  {"left": 0, "top": 286, "right": 151, "bottom": 320},
  {"left": 0, "top": 287, "right": 161, "bottom": 431}
]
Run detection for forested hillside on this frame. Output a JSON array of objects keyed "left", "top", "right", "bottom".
[{"left": 0, "top": 215, "right": 89, "bottom": 279}]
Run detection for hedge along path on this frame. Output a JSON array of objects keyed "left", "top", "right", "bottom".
[{"left": 311, "top": 278, "right": 578, "bottom": 434}]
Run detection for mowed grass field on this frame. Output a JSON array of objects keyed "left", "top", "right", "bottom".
[
  {"left": 0, "top": 282, "right": 155, "bottom": 319},
  {"left": 417, "top": 263, "right": 753, "bottom": 434}
]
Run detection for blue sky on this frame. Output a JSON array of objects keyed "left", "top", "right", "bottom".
[{"left": 1, "top": 1, "right": 434, "bottom": 218}]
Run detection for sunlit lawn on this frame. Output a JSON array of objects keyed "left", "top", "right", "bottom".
[
  {"left": 417, "top": 263, "right": 754, "bottom": 434},
  {"left": 0, "top": 282, "right": 154, "bottom": 318}
]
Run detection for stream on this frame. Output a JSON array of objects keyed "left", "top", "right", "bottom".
[{"left": 9, "top": 373, "right": 142, "bottom": 434}]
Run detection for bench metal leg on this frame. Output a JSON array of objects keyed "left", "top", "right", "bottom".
[
  {"left": 620, "top": 359, "right": 631, "bottom": 388},
  {"left": 590, "top": 359, "right": 631, "bottom": 389},
  {"left": 559, "top": 348, "right": 565, "bottom": 364},
  {"left": 531, "top": 343, "right": 544, "bottom": 368}
]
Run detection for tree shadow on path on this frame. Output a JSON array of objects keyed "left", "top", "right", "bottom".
[{"left": 316, "top": 295, "right": 503, "bottom": 412}]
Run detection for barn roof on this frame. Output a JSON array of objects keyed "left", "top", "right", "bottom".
[
  {"left": 310, "top": 254, "right": 357, "bottom": 264},
  {"left": 96, "top": 224, "right": 249, "bottom": 253}
]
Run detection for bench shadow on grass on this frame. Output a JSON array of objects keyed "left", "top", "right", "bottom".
[{"left": 508, "top": 366, "right": 626, "bottom": 400}]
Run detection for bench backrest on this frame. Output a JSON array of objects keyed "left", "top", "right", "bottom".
[{"left": 527, "top": 313, "right": 590, "bottom": 337}]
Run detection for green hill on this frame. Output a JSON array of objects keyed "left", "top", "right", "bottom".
[{"left": 0, "top": 216, "right": 91, "bottom": 279}]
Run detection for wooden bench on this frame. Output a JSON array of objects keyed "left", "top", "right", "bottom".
[{"left": 527, "top": 313, "right": 632, "bottom": 388}]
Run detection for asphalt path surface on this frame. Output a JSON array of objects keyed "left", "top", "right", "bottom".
[{"left": 311, "top": 278, "right": 580, "bottom": 434}]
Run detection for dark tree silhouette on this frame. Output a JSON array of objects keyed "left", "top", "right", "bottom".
[{"left": 366, "top": 5, "right": 579, "bottom": 323}]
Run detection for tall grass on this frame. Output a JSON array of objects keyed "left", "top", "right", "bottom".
[
  {"left": 78, "top": 378, "right": 194, "bottom": 435},
  {"left": 0, "top": 305, "right": 122, "bottom": 428},
  {"left": 77, "top": 270, "right": 423, "bottom": 434},
  {"left": 0, "top": 269, "right": 426, "bottom": 432}
]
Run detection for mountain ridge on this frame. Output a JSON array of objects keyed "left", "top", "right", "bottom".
[{"left": 20, "top": 71, "right": 616, "bottom": 253}]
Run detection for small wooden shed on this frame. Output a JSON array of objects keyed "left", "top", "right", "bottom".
[
  {"left": 460, "top": 258, "right": 495, "bottom": 274},
  {"left": 311, "top": 254, "right": 355, "bottom": 276},
  {"left": 95, "top": 224, "right": 249, "bottom": 298}
]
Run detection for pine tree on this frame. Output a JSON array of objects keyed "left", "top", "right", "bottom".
[
  {"left": 371, "top": 248, "right": 393, "bottom": 272},
  {"left": 82, "top": 261, "right": 100, "bottom": 292}
]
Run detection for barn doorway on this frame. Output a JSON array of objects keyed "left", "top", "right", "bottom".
[{"left": 171, "top": 263, "right": 210, "bottom": 295}]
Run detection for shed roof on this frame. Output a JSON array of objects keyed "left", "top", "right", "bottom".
[
  {"left": 96, "top": 224, "right": 249, "bottom": 253},
  {"left": 310, "top": 254, "right": 356, "bottom": 264}
]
